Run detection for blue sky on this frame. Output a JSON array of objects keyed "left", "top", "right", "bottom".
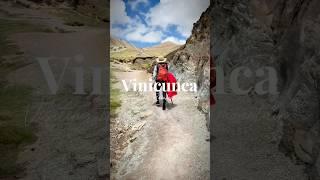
[{"left": 111, "top": 0, "right": 209, "bottom": 48}]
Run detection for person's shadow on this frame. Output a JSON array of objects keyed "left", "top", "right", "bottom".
[
  {"left": 152, "top": 100, "right": 177, "bottom": 110},
  {"left": 166, "top": 100, "right": 177, "bottom": 110}
]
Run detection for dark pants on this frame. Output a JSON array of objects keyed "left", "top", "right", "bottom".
[{"left": 155, "top": 81, "right": 166, "bottom": 102}]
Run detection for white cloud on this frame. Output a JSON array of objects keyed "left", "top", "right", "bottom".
[
  {"left": 128, "top": 0, "right": 149, "bottom": 10},
  {"left": 146, "top": 0, "right": 209, "bottom": 37},
  {"left": 125, "top": 24, "right": 164, "bottom": 43},
  {"left": 110, "top": 0, "right": 130, "bottom": 25},
  {"left": 161, "top": 36, "right": 186, "bottom": 45},
  {"left": 110, "top": 0, "right": 209, "bottom": 45}
]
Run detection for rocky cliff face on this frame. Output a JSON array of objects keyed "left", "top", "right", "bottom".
[
  {"left": 166, "top": 7, "right": 210, "bottom": 115},
  {"left": 212, "top": 0, "right": 320, "bottom": 178}
]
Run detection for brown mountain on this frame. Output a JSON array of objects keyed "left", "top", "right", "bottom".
[
  {"left": 110, "top": 37, "right": 141, "bottom": 60},
  {"left": 143, "top": 41, "right": 181, "bottom": 57},
  {"left": 110, "top": 36, "right": 137, "bottom": 50},
  {"left": 111, "top": 38, "right": 182, "bottom": 60}
]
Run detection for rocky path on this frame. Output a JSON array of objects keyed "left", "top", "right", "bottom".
[{"left": 111, "top": 64, "right": 210, "bottom": 180}]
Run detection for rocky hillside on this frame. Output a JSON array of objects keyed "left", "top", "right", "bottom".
[
  {"left": 110, "top": 36, "right": 137, "bottom": 52},
  {"left": 166, "top": 6, "right": 210, "bottom": 115},
  {"left": 212, "top": 0, "right": 320, "bottom": 178},
  {"left": 19, "top": 0, "right": 107, "bottom": 22}
]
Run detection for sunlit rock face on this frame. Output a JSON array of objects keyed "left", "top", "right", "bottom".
[{"left": 166, "top": 5, "right": 211, "bottom": 116}]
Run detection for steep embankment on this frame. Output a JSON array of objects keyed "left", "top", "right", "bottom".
[
  {"left": 212, "top": 0, "right": 320, "bottom": 179},
  {"left": 0, "top": 1, "right": 108, "bottom": 179}
]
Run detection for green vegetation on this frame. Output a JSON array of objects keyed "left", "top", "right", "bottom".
[
  {"left": 0, "top": 85, "right": 36, "bottom": 177},
  {"left": 0, "top": 18, "right": 46, "bottom": 177},
  {"left": 143, "top": 62, "right": 153, "bottom": 70},
  {"left": 110, "top": 49, "right": 140, "bottom": 62},
  {"left": 110, "top": 74, "right": 121, "bottom": 118}
]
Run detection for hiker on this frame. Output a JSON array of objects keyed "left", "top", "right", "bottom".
[{"left": 152, "top": 56, "right": 169, "bottom": 110}]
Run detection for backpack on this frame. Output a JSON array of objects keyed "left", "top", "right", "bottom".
[{"left": 156, "top": 63, "right": 168, "bottom": 81}]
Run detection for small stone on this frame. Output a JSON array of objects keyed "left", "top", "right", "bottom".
[
  {"left": 139, "top": 110, "right": 153, "bottom": 119},
  {"left": 131, "top": 121, "right": 146, "bottom": 132},
  {"left": 129, "top": 137, "right": 137, "bottom": 143}
]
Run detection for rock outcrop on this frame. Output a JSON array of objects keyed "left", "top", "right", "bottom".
[
  {"left": 166, "top": 6, "right": 210, "bottom": 115},
  {"left": 212, "top": 0, "right": 320, "bottom": 178}
]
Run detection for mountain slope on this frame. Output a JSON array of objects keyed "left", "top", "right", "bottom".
[
  {"left": 143, "top": 41, "right": 181, "bottom": 57},
  {"left": 110, "top": 36, "right": 136, "bottom": 50},
  {"left": 110, "top": 38, "right": 182, "bottom": 61},
  {"left": 110, "top": 37, "right": 141, "bottom": 61}
]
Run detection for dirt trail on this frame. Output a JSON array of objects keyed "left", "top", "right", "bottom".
[{"left": 111, "top": 63, "right": 210, "bottom": 180}]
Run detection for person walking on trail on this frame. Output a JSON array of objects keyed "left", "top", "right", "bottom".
[{"left": 152, "top": 56, "right": 169, "bottom": 110}]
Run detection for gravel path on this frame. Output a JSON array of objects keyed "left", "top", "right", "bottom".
[{"left": 111, "top": 66, "right": 210, "bottom": 180}]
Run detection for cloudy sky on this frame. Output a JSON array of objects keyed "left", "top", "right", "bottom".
[{"left": 111, "top": 0, "right": 209, "bottom": 48}]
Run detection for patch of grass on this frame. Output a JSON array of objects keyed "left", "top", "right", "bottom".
[
  {"left": 143, "top": 63, "right": 152, "bottom": 70},
  {"left": 0, "top": 18, "right": 46, "bottom": 177},
  {"left": 110, "top": 88, "right": 121, "bottom": 117},
  {"left": 110, "top": 74, "right": 121, "bottom": 118},
  {"left": 0, "top": 85, "right": 36, "bottom": 177},
  {"left": 110, "top": 49, "right": 140, "bottom": 62}
]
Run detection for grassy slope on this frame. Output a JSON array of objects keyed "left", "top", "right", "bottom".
[
  {"left": 110, "top": 49, "right": 140, "bottom": 61},
  {"left": 0, "top": 85, "right": 36, "bottom": 176},
  {"left": 110, "top": 74, "right": 121, "bottom": 118},
  {"left": 0, "top": 2, "right": 108, "bottom": 178},
  {"left": 110, "top": 44, "right": 180, "bottom": 61},
  {"left": 110, "top": 37, "right": 140, "bottom": 61},
  {"left": 0, "top": 18, "right": 51, "bottom": 177},
  {"left": 143, "top": 42, "right": 181, "bottom": 57}
]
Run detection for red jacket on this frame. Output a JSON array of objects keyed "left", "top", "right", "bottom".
[{"left": 167, "top": 72, "right": 177, "bottom": 99}]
